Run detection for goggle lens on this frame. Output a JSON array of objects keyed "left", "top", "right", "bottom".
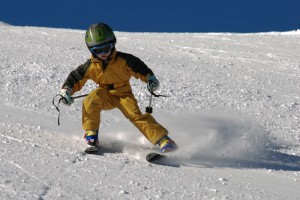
[{"left": 90, "top": 43, "right": 114, "bottom": 55}]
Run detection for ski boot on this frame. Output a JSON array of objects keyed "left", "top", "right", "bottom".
[
  {"left": 84, "top": 130, "right": 99, "bottom": 153},
  {"left": 157, "top": 135, "right": 177, "bottom": 153}
]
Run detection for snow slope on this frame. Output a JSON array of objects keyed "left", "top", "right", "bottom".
[{"left": 0, "top": 23, "right": 300, "bottom": 199}]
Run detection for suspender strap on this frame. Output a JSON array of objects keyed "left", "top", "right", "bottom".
[
  {"left": 100, "top": 82, "right": 129, "bottom": 91},
  {"left": 107, "top": 84, "right": 115, "bottom": 90}
]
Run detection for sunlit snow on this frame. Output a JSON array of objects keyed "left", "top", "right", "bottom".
[{"left": 0, "top": 23, "right": 300, "bottom": 199}]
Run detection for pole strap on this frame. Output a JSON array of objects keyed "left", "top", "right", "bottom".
[
  {"left": 52, "top": 94, "right": 64, "bottom": 126},
  {"left": 52, "top": 93, "right": 89, "bottom": 126},
  {"left": 147, "top": 88, "right": 170, "bottom": 98}
]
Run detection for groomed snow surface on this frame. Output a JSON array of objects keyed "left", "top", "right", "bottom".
[{"left": 0, "top": 23, "right": 299, "bottom": 199}]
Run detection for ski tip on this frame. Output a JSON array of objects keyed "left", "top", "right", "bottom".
[
  {"left": 84, "top": 146, "right": 99, "bottom": 154},
  {"left": 146, "top": 152, "right": 165, "bottom": 162}
]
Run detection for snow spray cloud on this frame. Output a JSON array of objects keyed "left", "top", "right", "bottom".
[
  {"left": 160, "top": 111, "right": 273, "bottom": 165},
  {"left": 93, "top": 111, "right": 273, "bottom": 166}
]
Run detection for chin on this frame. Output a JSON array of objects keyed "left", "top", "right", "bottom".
[
  {"left": 97, "top": 55, "right": 107, "bottom": 60},
  {"left": 97, "top": 51, "right": 111, "bottom": 60}
]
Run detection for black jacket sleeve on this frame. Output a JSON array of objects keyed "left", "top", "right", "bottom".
[
  {"left": 117, "top": 52, "right": 154, "bottom": 77},
  {"left": 62, "top": 59, "right": 91, "bottom": 90}
]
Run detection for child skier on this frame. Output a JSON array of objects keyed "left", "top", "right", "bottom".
[{"left": 60, "top": 22, "right": 177, "bottom": 153}]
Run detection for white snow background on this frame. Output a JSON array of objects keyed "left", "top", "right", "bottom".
[{"left": 0, "top": 22, "right": 300, "bottom": 199}]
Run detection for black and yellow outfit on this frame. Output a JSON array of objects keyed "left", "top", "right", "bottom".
[{"left": 62, "top": 49, "right": 168, "bottom": 144}]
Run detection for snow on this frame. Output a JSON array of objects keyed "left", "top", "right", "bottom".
[{"left": 0, "top": 24, "right": 300, "bottom": 199}]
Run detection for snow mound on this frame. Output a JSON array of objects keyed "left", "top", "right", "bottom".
[{"left": 0, "top": 21, "right": 11, "bottom": 26}]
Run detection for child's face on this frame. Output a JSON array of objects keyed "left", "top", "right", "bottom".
[{"left": 96, "top": 51, "right": 111, "bottom": 60}]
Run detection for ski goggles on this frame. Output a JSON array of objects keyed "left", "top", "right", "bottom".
[{"left": 89, "top": 42, "right": 114, "bottom": 55}]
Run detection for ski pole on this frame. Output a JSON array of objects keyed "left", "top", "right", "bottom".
[
  {"left": 52, "top": 93, "right": 89, "bottom": 125},
  {"left": 145, "top": 86, "right": 170, "bottom": 114},
  {"left": 145, "top": 94, "right": 153, "bottom": 114},
  {"left": 73, "top": 94, "right": 89, "bottom": 99}
]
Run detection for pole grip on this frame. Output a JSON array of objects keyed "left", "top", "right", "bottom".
[{"left": 146, "top": 94, "right": 153, "bottom": 113}]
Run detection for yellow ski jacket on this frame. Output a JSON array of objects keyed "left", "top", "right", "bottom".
[{"left": 63, "top": 48, "right": 154, "bottom": 95}]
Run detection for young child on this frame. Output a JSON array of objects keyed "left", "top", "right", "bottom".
[{"left": 60, "top": 22, "right": 177, "bottom": 153}]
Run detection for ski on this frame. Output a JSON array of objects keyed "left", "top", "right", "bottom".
[
  {"left": 146, "top": 152, "right": 166, "bottom": 162},
  {"left": 146, "top": 152, "right": 182, "bottom": 167},
  {"left": 84, "top": 146, "right": 99, "bottom": 154}
]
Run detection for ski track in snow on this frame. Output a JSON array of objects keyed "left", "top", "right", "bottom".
[{"left": 0, "top": 23, "right": 300, "bottom": 199}]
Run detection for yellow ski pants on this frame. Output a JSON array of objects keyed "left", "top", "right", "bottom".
[{"left": 82, "top": 88, "right": 168, "bottom": 144}]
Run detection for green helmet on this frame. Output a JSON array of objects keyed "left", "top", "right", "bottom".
[{"left": 85, "top": 23, "right": 116, "bottom": 48}]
